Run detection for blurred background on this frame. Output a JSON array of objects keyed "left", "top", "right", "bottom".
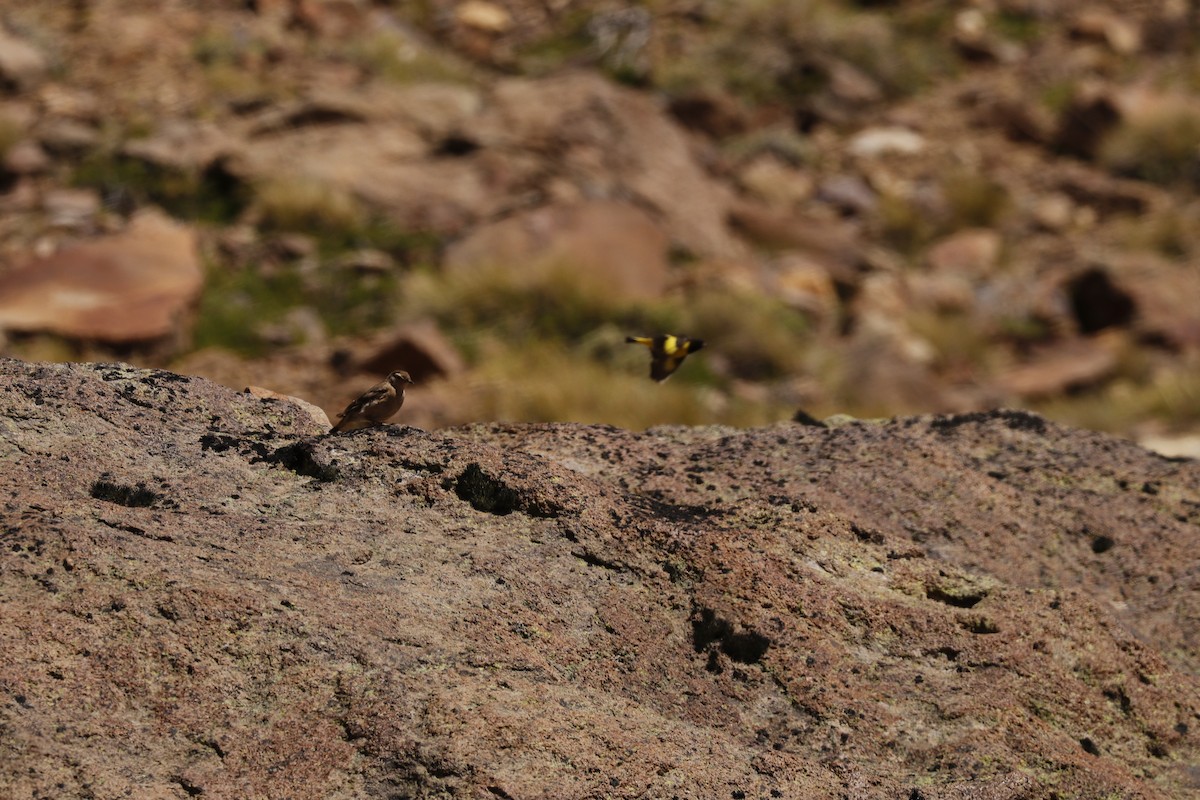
[{"left": 0, "top": 0, "right": 1197, "bottom": 452}]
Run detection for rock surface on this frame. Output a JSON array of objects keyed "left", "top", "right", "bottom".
[
  {"left": 1, "top": 358, "right": 1198, "bottom": 798},
  {"left": 0, "top": 211, "right": 201, "bottom": 343}
]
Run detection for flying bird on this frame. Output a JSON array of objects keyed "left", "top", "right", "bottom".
[
  {"left": 330, "top": 370, "right": 413, "bottom": 433},
  {"left": 625, "top": 334, "right": 705, "bottom": 382}
]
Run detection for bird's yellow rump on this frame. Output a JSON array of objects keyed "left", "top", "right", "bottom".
[{"left": 625, "top": 334, "right": 705, "bottom": 382}]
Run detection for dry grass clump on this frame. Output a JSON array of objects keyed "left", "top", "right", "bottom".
[
  {"left": 1034, "top": 358, "right": 1200, "bottom": 434},
  {"left": 940, "top": 171, "right": 1011, "bottom": 230},
  {"left": 402, "top": 261, "right": 818, "bottom": 387},
  {"left": 345, "top": 29, "right": 476, "bottom": 85},
  {"left": 455, "top": 337, "right": 789, "bottom": 429},
  {"left": 390, "top": 262, "right": 817, "bottom": 425},
  {"left": 0, "top": 115, "right": 24, "bottom": 160},
  {"left": 652, "top": 0, "right": 955, "bottom": 109},
  {"left": 72, "top": 148, "right": 248, "bottom": 223},
  {"left": 399, "top": 260, "right": 648, "bottom": 345},
  {"left": 680, "top": 287, "right": 813, "bottom": 381},
  {"left": 905, "top": 310, "right": 1003, "bottom": 378},
  {"left": 877, "top": 171, "right": 1010, "bottom": 253},
  {"left": 1099, "top": 101, "right": 1200, "bottom": 187},
  {"left": 254, "top": 175, "right": 367, "bottom": 238},
  {"left": 1111, "top": 205, "right": 1199, "bottom": 258}
]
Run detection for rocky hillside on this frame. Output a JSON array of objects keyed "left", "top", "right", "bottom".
[
  {"left": 0, "top": 1, "right": 1197, "bottom": 444},
  {"left": 2, "top": 357, "right": 1198, "bottom": 798}
]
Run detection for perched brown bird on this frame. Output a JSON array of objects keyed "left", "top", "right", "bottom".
[
  {"left": 625, "top": 334, "right": 705, "bottom": 381},
  {"left": 330, "top": 370, "right": 413, "bottom": 433}
]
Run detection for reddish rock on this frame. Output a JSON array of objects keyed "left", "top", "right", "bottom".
[
  {"left": 735, "top": 154, "right": 814, "bottom": 209},
  {"left": 122, "top": 120, "right": 238, "bottom": 172},
  {"left": 997, "top": 335, "right": 1121, "bottom": 398},
  {"left": 2, "top": 360, "right": 1197, "bottom": 798},
  {"left": 0, "top": 210, "right": 201, "bottom": 343},
  {"left": 244, "top": 384, "right": 332, "bottom": 429},
  {"left": 1032, "top": 192, "right": 1076, "bottom": 231},
  {"left": 1054, "top": 165, "right": 1154, "bottom": 217},
  {"left": 351, "top": 319, "right": 466, "bottom": 381},
  {"left": 1069, "top": 9, "right": 1142, "bottom": 54},
  {"left": 294, "top": 0, "right": 369, "bottom": 37},
  {"left": 475, "top": 73, "right": 745, "bottom": 260},
  {"left": 1103, "top": 253, "right": 1200, "bottom": 349},
  {"left": 2, "top": 140, "right": 49, "bottom": 174},
  {"left": 238, "top": 121, "right": 427, "bottom": 180},
  {"left": 454, "top": 0, "right": 513, "bottom": 33},
  {"left": 35, "top": 117, "right": 100, "bottom": 155},
  {"left": 926, "top": 228, "right": 1003, "bottom": 279},
  {"left": 0, "top": 26, "right": 48, "bottom": 91},
  {"left": 388, "top": 83, "right": 484, "bottom": 140},
  {"left": 444, "top": 200, "right": 672, "bottom": 300}
]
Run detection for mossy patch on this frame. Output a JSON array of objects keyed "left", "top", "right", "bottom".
[
  {"left": 191, "top": 261, "right": 400, "bottom": 357},
  {"left": 72, "top": 150, "right": 249, "bottom": 224}
]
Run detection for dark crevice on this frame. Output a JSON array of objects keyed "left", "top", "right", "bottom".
[
  {"left": 928, "top": 645, "right": 961, "bottom": 661},
  {"left": 447, "top": 463, "right": 562, "bottom": 519},
  {"left": 930, "top": 409, "right": 1048, "bottom": 435},
  {"left": 691, "top": 607, "right": 771, "bottom": 666},
  {"left": 626, "top": 493, "right": 723, "bottom": 525},
  {"left": 173, "top": 776, "right": 203, "bottom": 796},
  {"left": 267, "top": 441, "right": 340, "bottom": 482},
  {"left": 851, "top": 523, "right": 885, "bottom": 545},
  {"left": 572, "top": 549, "right": 626, "bottom": 572},
  {"left": 452, "top": 463, "right": 518, "bottom": 515},
  {"left": 90, "top": 478, "right": 159, "bottom": 508},
  {"left": 201, "top": 433, "right": 278, "bottom": 462},
  {"left": 925, "top": 585, "right": 985, "bottom": 609},
  {"left": 1068, "top": 268, "right": 1134, "bottom": 334},
  {"left": 98, "top": 518, "right": 174, "bottom": 543},
  {"left": 960, "top": 616, "right": 1000, "bottom": 634},
  {"left": 436, "top": 135, "right": 480, "bottom": 156}
]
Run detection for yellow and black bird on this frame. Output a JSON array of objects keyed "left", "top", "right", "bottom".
[
  {"left": 625, "top": 334, "right": 705, "bottom": 382},
  {"left": 330, "top": 370, "right": 413, "bottom": 433}
]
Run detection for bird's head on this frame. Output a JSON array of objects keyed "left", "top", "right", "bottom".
[
  {"left": 388, "top": 370, "right": 414, "bottom": 386},
  {"left": 684, "top": 338, "right": 705, "bottom": 353}
]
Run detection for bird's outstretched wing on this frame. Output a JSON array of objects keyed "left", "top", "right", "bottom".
[{"left": 651, "top": 355, "right": 688, "bottom": 381}]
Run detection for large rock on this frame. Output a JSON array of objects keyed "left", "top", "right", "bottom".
[
  {"left": 228, "top": 72, "right": 744, "bottom": 255},
  {"left": 122, "top": 119, "right": 240, "bottom": 173},
  {"left": 0, "top": 210, "right": 201, "bottom": 343},
  {"left": 0, "top": 26, "right": 48, "bottom": 92},
  {"left": 350, "top": 319, "right": 466, "bottom": 381},
  {"left": 443, "top": 200, "right": 672, "bottom": 299},
  {"left": 1, "top": 359, "right": 1197, "bottom": 798},
  {"left": 474, "top": 73, "right": 745, "bottom": 260},
  {"left": 926, "top": 228, "right": 1002, "bottom": 279},
  {"left": 1092, "top": 254, "right": 1200, "bottom": 349},
  {"left": 996, "top": 334, "right": 1122, "bottom": 398}
]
